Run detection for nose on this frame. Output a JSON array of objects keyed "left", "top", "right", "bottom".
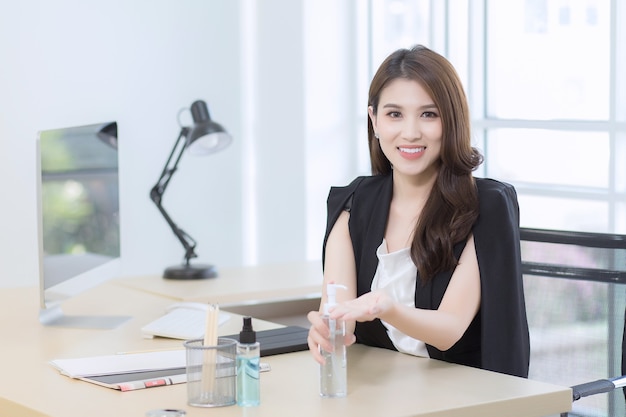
[{"left": 402, "top": 117, "right": 421, "bottom": 141}]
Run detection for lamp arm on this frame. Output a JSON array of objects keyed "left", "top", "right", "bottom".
[{"left": 149, "top": 128, "right": 198, "bottom": 265}]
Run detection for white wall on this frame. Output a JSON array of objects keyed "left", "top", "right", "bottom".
[
  {"left": 304, "top": 1, "right": 373, "bottom": 260},
  {"left": 0, "top": 0, "right": 245, "bottom": 288},
  {"left": 242, "top": 0, "right": 307, "bottom": 264},
  {"left": 0, "top": 0, "right": 359, "bottom": 289}
]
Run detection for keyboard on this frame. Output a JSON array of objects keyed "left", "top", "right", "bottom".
[{"left": 141, "top": 303, "right": 230, "bottom": 340}]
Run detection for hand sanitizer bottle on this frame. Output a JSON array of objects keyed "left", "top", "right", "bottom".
[
  {"left": 237, "top": 316, "right": 260, "bottom": 406},
  {"left": 320, "top": 283, "right": 347, "bottom": 398}
]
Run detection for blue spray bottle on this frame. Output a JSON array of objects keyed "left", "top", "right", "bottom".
[{"left": 237, "top": 316, "right": 260, "bottom": 406}]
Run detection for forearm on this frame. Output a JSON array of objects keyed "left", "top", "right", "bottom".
[
  {"left": 332, "top": 235, "right": 480, "bottom": 351},
  {"left": 380, "top": 303, "right": 472, "bottom": 351},
  {"left": 384, "top": 234, "right": 480, "bottom": 350}
]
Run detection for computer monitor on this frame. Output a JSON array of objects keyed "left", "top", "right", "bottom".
[{"left": 36, "top": 121, "right": 130, "bottom": 328}]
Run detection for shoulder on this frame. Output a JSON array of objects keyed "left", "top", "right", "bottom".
[
  {"left": 476, "top": 177, "right": 517, "bottom": 198},
  {"left": 329, "top": 175, "right": 387, "bottom": 194},
  {"left": 473, "top": 177, "right": 520, "bottom": 232},
  {"left": 323, "top": 175, "right": 388, "bottom": 255},
  {"left": 328, "top": 175, "right": 390, "bottom": 205},
  {"left": 475, "top": 177, "right": 519, "bottom": 213}
]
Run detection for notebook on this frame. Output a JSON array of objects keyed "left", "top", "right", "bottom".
[
  {"left": 50, "top": 326, "right": 310, "bottom": 391},
  {"left": 222, "top": 325, "right": 310, "bottom": 357},
  {"left": 140, "top": 303, "right": 231, "bottom": 339}
]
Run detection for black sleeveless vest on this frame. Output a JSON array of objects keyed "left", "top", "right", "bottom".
[{"left": 323, "top": 174, "right": 530, "bottom": 378}]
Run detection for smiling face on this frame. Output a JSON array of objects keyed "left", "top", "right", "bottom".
[{"left": 368, "top": 78, "right": 442, "bottom": 184}]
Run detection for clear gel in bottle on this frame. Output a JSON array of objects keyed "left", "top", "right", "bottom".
[
  {"left": 237, "top": 316, "right": 260, "bottom": 407},
  {"left": 320, "top": 283, "right": 347, "bottom": 398}
]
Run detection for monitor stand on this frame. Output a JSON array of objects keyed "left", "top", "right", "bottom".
[{"left": 39, "top": 305, "right": 131, "bottom": 329}]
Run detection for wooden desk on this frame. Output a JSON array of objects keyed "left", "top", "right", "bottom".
[
  {"left": 112, "top": 260, "right": 324, "bottom": 305},
  {"left": 0, "top": 276, "right": 572, "bottom": 417}
]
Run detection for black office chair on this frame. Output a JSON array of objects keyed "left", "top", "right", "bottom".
[{"left": 520, "top": 227, "right": 626, "bottom": 417}]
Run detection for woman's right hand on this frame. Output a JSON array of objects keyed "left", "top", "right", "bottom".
[
  {"left": 307, "top": 310, "right": 329, "bottom": 365},
  {"left": 307, "top": 310, "right": 356, "bottom": 365}
]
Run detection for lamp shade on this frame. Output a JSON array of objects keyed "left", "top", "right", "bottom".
[
  {"left": 97, "top": 121, "right": 118, "bottom": 149},
  {"left": 186, "top": 100, "right": 232, "bottom": 156}
]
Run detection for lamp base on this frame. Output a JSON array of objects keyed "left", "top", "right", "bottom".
[{"left": 163, "top": 263, "right": 218, "bottom": 280}]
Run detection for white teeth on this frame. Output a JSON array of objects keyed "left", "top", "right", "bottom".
[{"left": 399, "top": 147, "right": 424, "bottom": 154}]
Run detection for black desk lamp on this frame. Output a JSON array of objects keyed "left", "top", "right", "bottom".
[{"left": 150, "top": 100, "right": 232, "bottom": 279}]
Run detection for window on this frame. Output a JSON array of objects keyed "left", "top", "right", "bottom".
[
  {"left": 481, "top": 0, "right": 625, "bottom": 234},
  {"left": 362, "top": 1, "right": 626, "bottom": 416},
  {"left": 361, "top": 0, "right": 625, "bottom": 235}
]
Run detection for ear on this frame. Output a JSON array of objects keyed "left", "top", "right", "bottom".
[{"left": 368, "top": 106, "right": 377, "bottom": 131}]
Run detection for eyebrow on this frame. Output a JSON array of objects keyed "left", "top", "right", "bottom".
[{"left": 381, "top": 103, "right": 438, "bottom": 111}]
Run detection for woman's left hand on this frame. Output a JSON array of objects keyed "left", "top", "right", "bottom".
[{"left": 329, "top": 289, "right": 394, "bottom": 322}]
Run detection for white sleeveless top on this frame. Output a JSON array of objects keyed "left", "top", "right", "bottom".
[{"left": 371, "top": 239, "right": 429, "bottom": 357}]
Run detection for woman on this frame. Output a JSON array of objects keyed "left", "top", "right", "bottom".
[{"left": 307, "top": 45, "right": 530, "bottom": 378}]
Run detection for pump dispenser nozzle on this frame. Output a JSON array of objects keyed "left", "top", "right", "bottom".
[{"left": 324, "top": 283, "right": 347, "bottom": 315}]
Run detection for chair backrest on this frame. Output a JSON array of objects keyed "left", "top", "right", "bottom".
[{"left": 520, "top": 227, "right": 626, "bottom": 417}]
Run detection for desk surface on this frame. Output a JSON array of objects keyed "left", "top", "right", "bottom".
[
  {"left": 113, "top": 260, "right": 324, "bottom": 305},
  {"left": 0, "top": 263, "right": 572, "bottom": 417}
]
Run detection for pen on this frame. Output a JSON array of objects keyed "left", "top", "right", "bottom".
[{"left": 118, "top": 374, "right": 187, "bottom": 391}]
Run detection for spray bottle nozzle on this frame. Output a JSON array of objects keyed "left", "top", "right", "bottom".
[{"left": 239, "top": 316, "right": 256, "bottom": 344}]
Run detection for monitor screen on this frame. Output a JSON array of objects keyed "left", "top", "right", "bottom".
[{"left": 36, "top": 121, "right": 129, "bottom": 328}]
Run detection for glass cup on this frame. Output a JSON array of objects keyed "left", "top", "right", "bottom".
[{"left": 184, "top": 338, "right": 237, "bottom": 407}]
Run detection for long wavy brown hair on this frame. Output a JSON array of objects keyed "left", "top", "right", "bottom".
[{"left": 368, "top": 45, "right": 483, "bottom": 282}]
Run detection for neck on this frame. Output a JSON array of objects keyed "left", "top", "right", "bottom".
[
  {"left": 386, "top": 171, "right": 436, "bottom": 251},
  {"left": 391, "top": 170, "right": 437, "bottom": 204}
]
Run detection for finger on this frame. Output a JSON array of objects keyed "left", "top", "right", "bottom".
[
  {"left": 307, "top": 310, "right": 322, "bottom": 325},
  {"left": 331, "top": 305, "right": 366, "bottom": 322},
  {"left": 307, "top": 325, "right": 333, "bottom": 364},
  {"left": 307, "top": 321, "right": 333, "bottom": 359},
  {"left": 307, "top": 333, "right": 325, "bottom": 365},
  {"left": 328, "top": 304, "right": 351, "bottom": 320},
  {"left": 307, "top": 311, "right": 325, "bottom": 334},
  {"left": 307, "top": 310, "right": 329, "bottom": 338}
]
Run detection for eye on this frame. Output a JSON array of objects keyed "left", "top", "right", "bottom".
[
  {"left": 386, "top": 111, "right": 402, "bottom": 118},
  {"left": 422, "top": 111, "right": 439, "bottom": 118}
]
